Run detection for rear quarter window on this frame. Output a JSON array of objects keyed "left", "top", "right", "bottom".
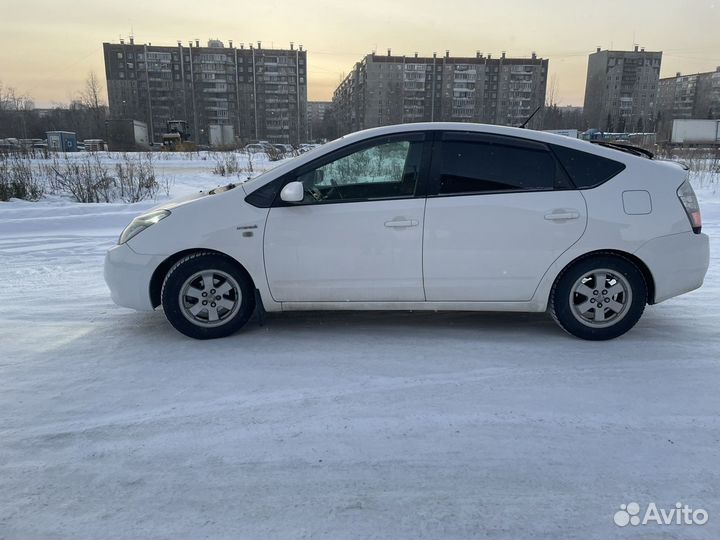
[{"left": 551, "top": 144, "right": 626, "bottom": 189}]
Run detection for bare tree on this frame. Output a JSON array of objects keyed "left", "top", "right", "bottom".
[
  {"left": 538, "top": 74, "right": 560, "bottom": 130},
  {"left": 545, "top": 74, "right": 560, "bottom": 108},
  {"left": 0, "top": 82, "right": 34, "bottom": 138},
  {"left": 79, "top": 71, "right": 104, "bottom": 111},
  {"left": 77, "top": 71, "right": 107, "bottom": 139}
]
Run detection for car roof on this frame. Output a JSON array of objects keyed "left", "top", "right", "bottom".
[
  {"left": 333, "top": 122, "right": 652, "bottom": 164},
  {"left": 243, "top": 122, "right": 650, "bottom": 194},
  {"left": 340, "top": 122, "right": 602, "bottom": 152}
]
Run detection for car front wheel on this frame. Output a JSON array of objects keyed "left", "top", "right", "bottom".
[
  {"left": 550, "top": 255, "right": 647, "bottom": 340},
  {"left": 161, "top": 252, "right": 255, "bottom": 339}
]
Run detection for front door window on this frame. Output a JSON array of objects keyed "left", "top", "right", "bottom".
[{"left": 295, "top": 139, "right": 422, "bottom": 203}]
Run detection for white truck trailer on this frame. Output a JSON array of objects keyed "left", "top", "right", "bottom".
[{"left": 671, "top": 119, "right": 720, "bottom": 146}]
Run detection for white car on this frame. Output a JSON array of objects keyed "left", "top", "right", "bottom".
[{"left": 105, "top": 123, "right": 709, "bottom": 340}]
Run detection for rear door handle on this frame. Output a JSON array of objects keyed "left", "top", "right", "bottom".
[
  {"left": 384, "top": 219, "right": 419, "bottom": 228},
  {"left": 544, "top": 211, "right": 580, "bottom": 221}
]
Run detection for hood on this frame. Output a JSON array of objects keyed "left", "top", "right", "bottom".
[{"left": 149, "top": 183, "right": 239, "bottom": 212}]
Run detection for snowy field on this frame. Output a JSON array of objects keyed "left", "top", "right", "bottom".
[{"left": 1, "top": 152, "right": 719, "bottom": 539}]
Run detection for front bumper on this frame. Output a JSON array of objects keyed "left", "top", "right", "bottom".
[
  {"left": 634, "top": 231, "right": 710, "bottom": 304},
  {"left": 104, "top": 243, "right": 166, "bottom": 311}
]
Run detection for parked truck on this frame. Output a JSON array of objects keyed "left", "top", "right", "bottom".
[
  {"left": 671, "top": 119, "right": 720, "bottom": 146},
  {"left": 106, "top": 119, "right": 149, "bottom": 151}
]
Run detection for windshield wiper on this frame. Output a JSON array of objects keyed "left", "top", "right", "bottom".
[{"left": 208, "top": 183, "right": 237, "bottom": 195}]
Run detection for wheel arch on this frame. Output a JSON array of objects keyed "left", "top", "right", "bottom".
[
  {"left": 550, "top": 249, "right": 656, "bottom": 305},
  {"left": 149, "top": 248, "right": 256, "bottom": 308}
]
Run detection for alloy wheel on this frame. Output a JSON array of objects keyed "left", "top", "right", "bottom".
[
  {"left": 569, "top": 268, "right": 632, "bottom": 328},
  {"left": 178, "top": 269, "right": 242, "bottom": 327}
]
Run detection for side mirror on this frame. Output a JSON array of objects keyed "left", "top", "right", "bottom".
[{"left": 280, "top": 181, "right": 304, "bottom": 203}]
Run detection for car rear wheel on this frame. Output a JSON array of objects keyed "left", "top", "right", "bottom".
[
  {"left": 161, "top": 252, "right": 255, "bottom": 339},
  {"left": 550, "top": 255, "right": 647, "bottom": 340}
]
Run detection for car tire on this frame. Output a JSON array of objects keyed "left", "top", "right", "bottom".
[
  {"left": 161, "top": 252, "right": 255, "bottom": 339},
  {"left": 550, "top": 254, "right": 647, "bottom": 340}
]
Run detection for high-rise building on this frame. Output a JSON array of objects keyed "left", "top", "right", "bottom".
[
  {"left": 657, "top": 67, "right": 720, "bottom": 140},
  {"left": 332, "top": 50, "right": 548, "bottom": 136},
  {"left": 103, "top": 39, "right": 307, "bottom": 146},
  {"left": 307, "top": 101, "right": 333, "bottom": 141},
  {"left": 583, "top": 46, "right": 662, "bottom": 133}
]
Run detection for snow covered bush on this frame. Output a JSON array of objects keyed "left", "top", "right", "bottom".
[
  {"left": 686, "top": 152, "right": 720, "bottom": 189},
  {"left": 44, "top": 153, "right": 161, "bottom": 203},
  {"left": 0, "top": 153, "right": 45, "bottom": 201},
  {"left": 212, "top": 152, "right": 242, "bottom": 177},
  {"left": 114, "top": 154, "right": 160, "bottom": 202},
  {"left": 45, "top": 154, "right": 115, "bottom": 202},
  {"left": 212, "top": 151, "right": 254, "bottom": 177}
]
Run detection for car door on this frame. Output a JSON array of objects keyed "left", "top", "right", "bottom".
[
  {"left": 423, "top": 131, "right": 587, "bottom": 302},
  {"left": 264, "top": 133, "right": 429, "bottom": 302}
]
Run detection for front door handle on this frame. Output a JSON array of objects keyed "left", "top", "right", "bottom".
[
  {"left": 384, "top": 219, "right": 419, "bottom": 228},
  {"left": 544, "top": 210, "right": 580, "bottom": 221}
]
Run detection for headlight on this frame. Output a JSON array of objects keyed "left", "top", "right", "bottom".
[{"left": 119, "top": 209, "right": 170, "bottom": 244}]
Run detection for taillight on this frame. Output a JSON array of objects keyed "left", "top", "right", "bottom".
[{"left": 677, "top": 180, "right": 702, "bottom": 234}]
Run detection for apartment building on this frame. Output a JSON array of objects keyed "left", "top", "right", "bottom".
[
  {"left": 307, "top": 101, "right": 334, "bottom": 141},
  {"left": 332, "top": 50, "right": 548, "bottom": 135},
  {"left": 583, "top": 46, "right": 662, "bottom": 132},
  {"left": 103, "top": 38, "right": 307, "bottom": 146},
  {"left": 657, "top": 67, "right": 720, "bottom": 140},
  {"left": 307, "top": 101, "right": 331, "bottom": 123}
]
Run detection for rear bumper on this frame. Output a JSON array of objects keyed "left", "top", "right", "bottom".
[
  {"left": 104, "top": 243, "right": 165, "bottom": 311},
  {"left": 634, "top": 231, "right": 710, "bottom": 303}
]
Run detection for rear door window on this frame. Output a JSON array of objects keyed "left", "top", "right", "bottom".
[{"left": 434, "top": 133, "right": 567, "bottom": 195}]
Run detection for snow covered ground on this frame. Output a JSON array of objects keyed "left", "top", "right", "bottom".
[{"left": 1, "top": 153, "right": 719, "bottom": 539}]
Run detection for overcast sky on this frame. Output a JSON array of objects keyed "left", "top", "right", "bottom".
[{"left": 1, "top": 0, "right": 718, "bottom": 107}]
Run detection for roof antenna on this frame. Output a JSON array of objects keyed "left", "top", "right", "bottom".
[{"left": 519, "top": 105, "right": 542, "bottom": 129}]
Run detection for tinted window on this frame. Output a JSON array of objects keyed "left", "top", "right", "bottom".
[
  {"left": 438, "top": 140, "right": 558, "bottom": 195},
  {"left": 551, "top": 144, "right": 625, "bottom": 189},
  {"left": 294, "top": 140, "right": 422, "bottom": 203}
]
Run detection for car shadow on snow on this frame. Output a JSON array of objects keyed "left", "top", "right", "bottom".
[
  {"left": 32, "top": 302, "right": 709, "bottom": 375},
  {"left": 109, "top": 306, "right": 674, "bottom": 346}
]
